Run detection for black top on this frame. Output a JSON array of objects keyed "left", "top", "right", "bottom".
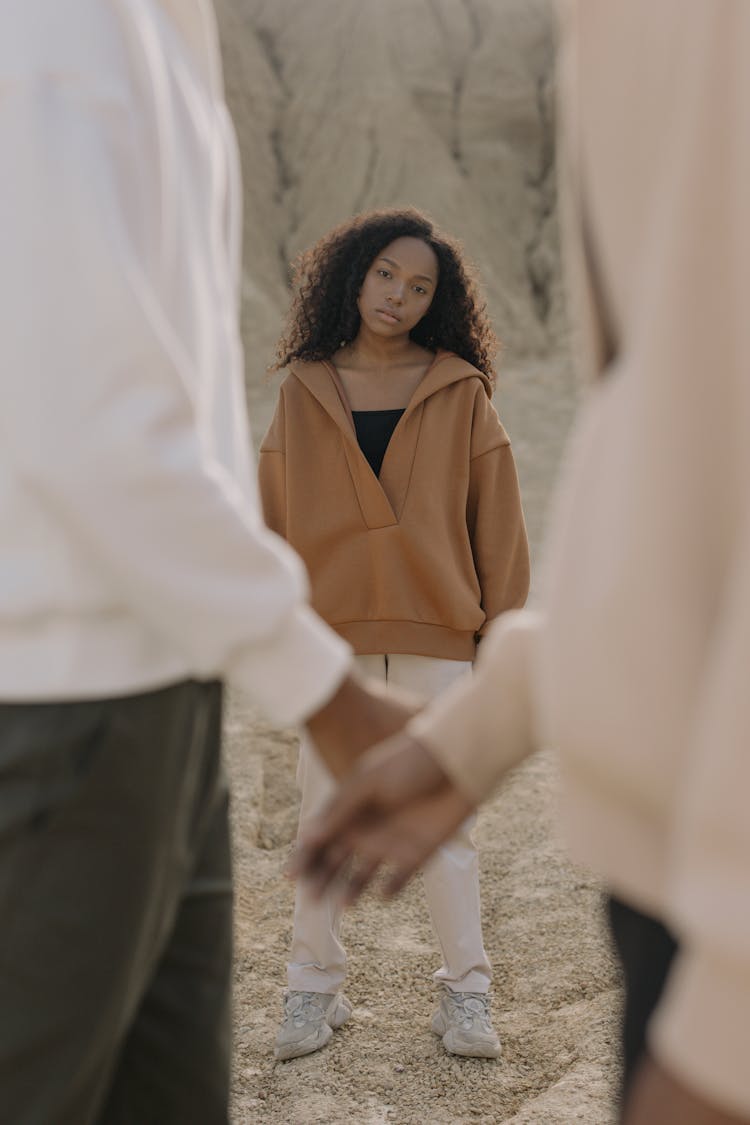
[{"left": 351, "top": 409, "right": 405, "bottom": 478}]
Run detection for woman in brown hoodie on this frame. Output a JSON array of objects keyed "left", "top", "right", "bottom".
[{"left": 259, "top": 208, "right": 529, "bottom": 1062}]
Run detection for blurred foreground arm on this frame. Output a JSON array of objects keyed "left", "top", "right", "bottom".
[
  {"left": 555, "top": 2, "right": 750, "bottom": 1118},
  {"left": 294, "top": 611, "right": 542, "bottom": 897},
  {"left": 561, "top": 3, "right": 750, "bottom": 1120},
  {"left": 305, "top": 671, "right": 421, "bottom": 779}
]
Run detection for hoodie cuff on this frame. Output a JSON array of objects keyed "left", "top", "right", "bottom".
[
  {"left": 230, "top": 603, "right": 351, "bottom": 727},
  {"left": 650, "top": 947, "right": 750, "bottom": 1118}
]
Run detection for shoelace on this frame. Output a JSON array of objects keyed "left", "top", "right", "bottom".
[
  {"left": 283, "top": 992, "right": 328, "bottom": 1028},
  {"left": 444, "top": 991, "right": 492, "bottom": 1031}
]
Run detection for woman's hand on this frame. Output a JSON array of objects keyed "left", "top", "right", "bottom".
[{"left": 289, "top": 731, "right": 476, "bottom": 902}]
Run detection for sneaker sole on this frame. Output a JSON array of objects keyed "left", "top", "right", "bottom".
[
  {"left": 274, "top": 1021, "right": 333, "bottom": 1061},
  {"left": 274, "top": 995, "right": 353, "bottom": 1062},
  {"left": 329, "top": 995, "right": 353, "bottom": 1029},
  {"left": 431, "top": 1013, "right": 501, "bottom": 1060},
  {"left": 441, "top": 1029, "right": 501, "bottom": 1059}
]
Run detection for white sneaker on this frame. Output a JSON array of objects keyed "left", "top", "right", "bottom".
[
  {"left": 431, "top": 987, "right": 501, "bottom": 1059},
  {"left": 274, "top": 990, "right": 353, "bottom": 1061}
]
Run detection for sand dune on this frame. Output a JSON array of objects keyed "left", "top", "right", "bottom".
[{"left": 216, "top": 0, "right": 566, "bottom": 435}]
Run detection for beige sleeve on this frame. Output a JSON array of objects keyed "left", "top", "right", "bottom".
[
  {"left": 562, "top": 1, "right": 750, "bottom": 1114},
  {"left": 407, "top": 610, "right": 543, "bottom": 804}
]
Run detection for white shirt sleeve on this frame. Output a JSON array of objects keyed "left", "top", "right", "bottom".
[{"left": 0, "top": 72, "right": 350, "bottom": 725}]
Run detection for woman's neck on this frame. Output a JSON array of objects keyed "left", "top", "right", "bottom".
[
  {"left": 346, "top": 330, "right": 414, "bottom": 367},
  {"left": 340, "top": 325, "right": 433, "bottom": 371},
  {"left": 332, "top": 330, "right": 436, "bottom": 411}
]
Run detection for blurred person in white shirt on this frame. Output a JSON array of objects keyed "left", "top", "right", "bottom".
[{"left": 0, "top": 2, "right": 409, "bottom": 1122}]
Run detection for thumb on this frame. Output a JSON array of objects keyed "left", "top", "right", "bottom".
[{"left": 287, "top": 769, "right": 380, "bottom": 881}]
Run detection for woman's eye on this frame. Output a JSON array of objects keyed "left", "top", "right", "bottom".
[
  {"left": 414, "top": 286, "right": 426, "bottom": 295},
  {"left": 377, "top": 269, "right": 391, "bottom": 279}
]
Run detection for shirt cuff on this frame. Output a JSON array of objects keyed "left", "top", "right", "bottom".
[
  {"left": 407, "top": 610, "right": 541, "bottom": 804},
  {"left": 650, "top": 947, "right": 750, "bottom": 1118},
  {"left": 230, "top": 603, "right": 351, "bottom": 727}
]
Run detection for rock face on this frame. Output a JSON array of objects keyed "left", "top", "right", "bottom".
[{"left": 215, "top": 0, "right": 564, "bottom": 433}]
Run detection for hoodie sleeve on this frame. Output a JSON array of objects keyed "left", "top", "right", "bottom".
[
  {"left": 467, "top": 391, "right": 530, "bottom": 633},
  {"left": 258, "top": 386, "right": 288, "bottom": 539}
]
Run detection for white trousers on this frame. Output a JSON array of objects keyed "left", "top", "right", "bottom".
[{"left": 288, "top": 654, "right": 493, "bottom": 995}]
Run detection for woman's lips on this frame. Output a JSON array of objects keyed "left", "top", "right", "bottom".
[{"left": 375, "top": 308, "right": 401, "bottom": 324}]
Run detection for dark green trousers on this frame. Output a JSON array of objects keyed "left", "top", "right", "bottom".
[{"left": 0, "top": 680, "right": 232, "bottom": 1125}]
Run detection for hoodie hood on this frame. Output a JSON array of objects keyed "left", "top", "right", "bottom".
[
  {"left": 281, "top": 350, "right": 497, "bottom": 530},
  {"left": 288, "top": 351, "right": 493, "bottom": 459},
  {"left": 289, "top": 350, "right": 492, "bottom": 421}
]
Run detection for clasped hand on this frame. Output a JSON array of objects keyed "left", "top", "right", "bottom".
[{"left": 289, "top": 731, "right": 475, "bottom": 902}]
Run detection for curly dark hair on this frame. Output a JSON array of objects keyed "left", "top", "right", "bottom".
[{"left": 272, "top": 207, "right": 499, "bottom": 385}]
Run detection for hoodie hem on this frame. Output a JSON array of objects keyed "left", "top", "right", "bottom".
[{"left": 333, "top": 620, "right": 477, "bottom": 660}]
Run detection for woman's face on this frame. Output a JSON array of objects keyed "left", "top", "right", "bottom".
[{"left": 357, "top": 236, "right": 438, "bottom": 339}]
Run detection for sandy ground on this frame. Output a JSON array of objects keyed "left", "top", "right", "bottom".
[{"left": 223, "top": 356, "right": 623, "bottom": 1123}]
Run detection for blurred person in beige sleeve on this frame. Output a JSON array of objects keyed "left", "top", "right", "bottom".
[{"left": 293, "top": 2, "right": 750, "bottom": 1122}]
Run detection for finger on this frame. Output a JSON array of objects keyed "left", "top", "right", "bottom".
[
  {"left": 294, "top": 778, "right": 380, "bottom": 859},
  {"left": 331, "top": 824, "right": 424, "bottom": 899},
  {"left": 307, "top": 822, "right": 408, "bottom": 903},
  {"left": 292, "top": 831, "right": 360, "bottom": 896},
  {"left": 296, "top": 736, "right": 449, "bottom": 862},
  {"left": 383, "top": 859, "right": 422, "bottom": 898},
  {"left": 341, "top": 854, "right": 383, "bottom": 905},
  {"left": 287, "top": 805, "right": 370, "bottom": 884},
  {"left": 377, "top": 833, "right": 432, "bottom": 897},
  {"left": 299, "top": 796, "right": 449, "bottom": 898},
  {"left": 380, "top": 792, "right": 474, "bottom": 896}
]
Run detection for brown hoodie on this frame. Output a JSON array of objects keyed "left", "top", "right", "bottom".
[{"left": 258, "top": 350, "right": 529, "bottom": 660}]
